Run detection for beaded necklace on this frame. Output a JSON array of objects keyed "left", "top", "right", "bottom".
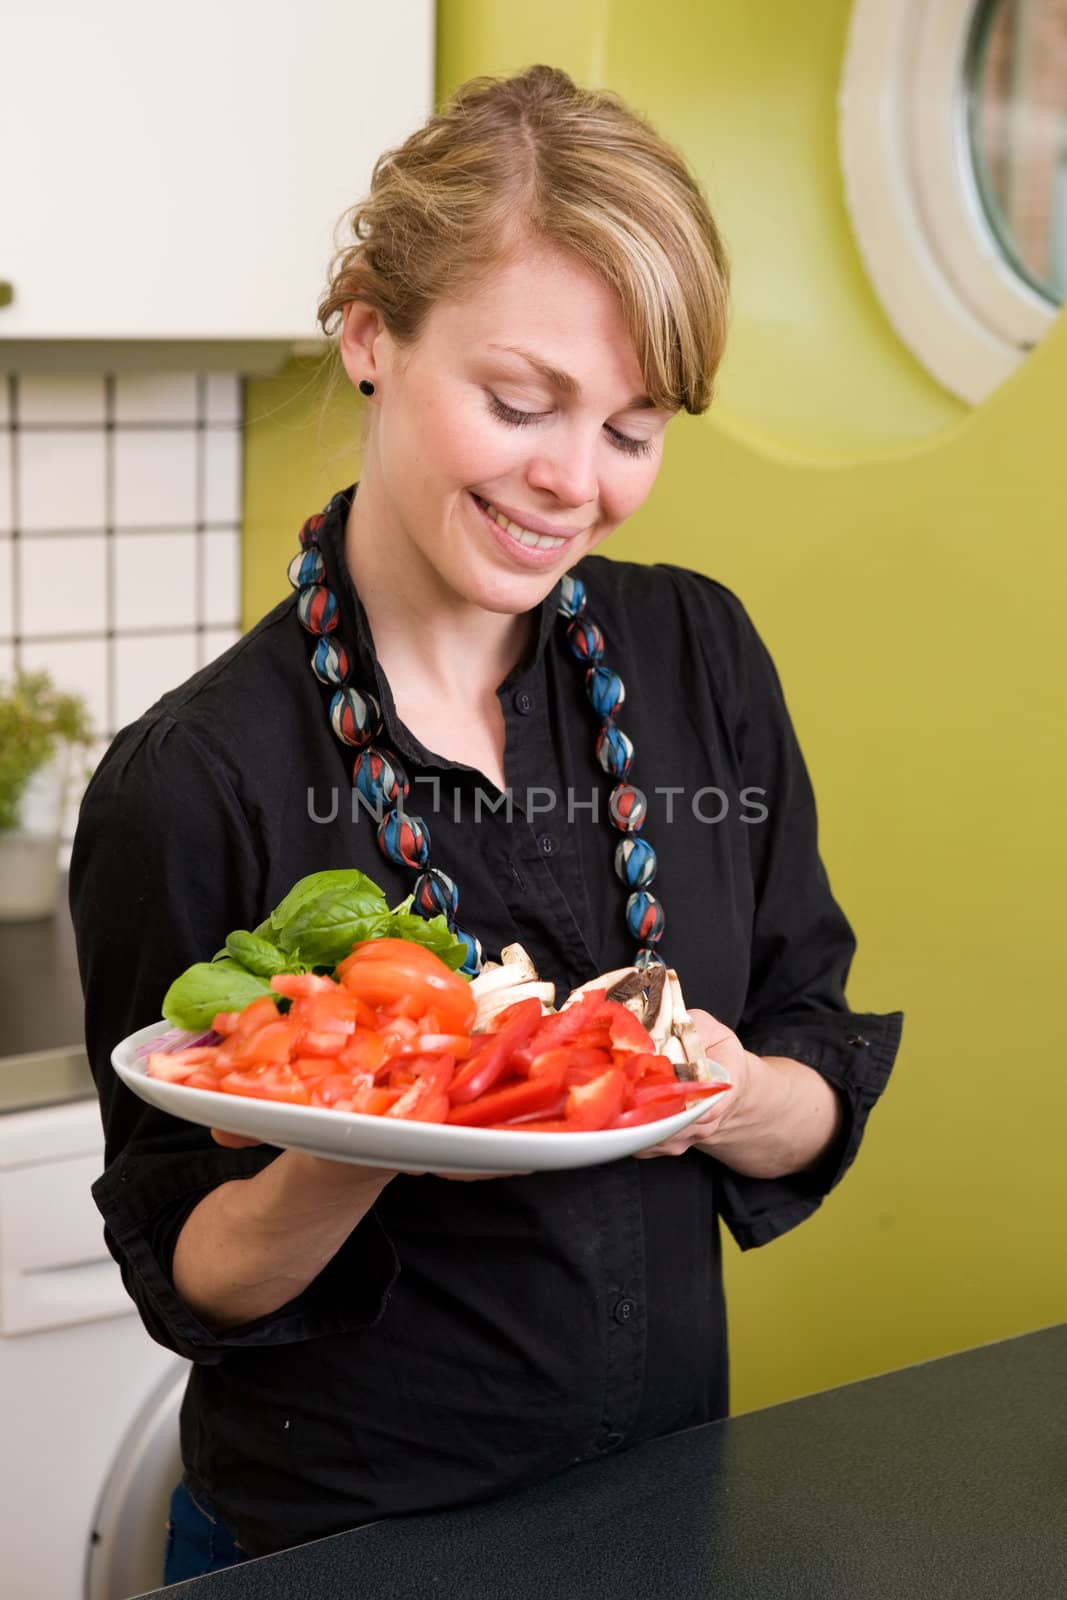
[{"left": 289, "top": 493, "right": 666, "bottom": 978}]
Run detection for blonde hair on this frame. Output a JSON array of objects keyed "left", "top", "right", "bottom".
[{"left": 317, "top": 65, "right": 730, "bottom": 414}]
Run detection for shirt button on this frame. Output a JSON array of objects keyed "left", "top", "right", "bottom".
[
  {"left": 538, "top": 833, "right": 558, "bottom": 857},
  {"left": 513, "top": 689, "right": 535, "bottom": 715},
  {"left": 613, "top": 1297, "right": 637, "bottom": 1324},
  {"left": 847, "top": 1034, "right": 870, "bottom": 1049}
]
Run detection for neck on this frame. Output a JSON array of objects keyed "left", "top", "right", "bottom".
[{"left": 343, "top": 475, "right": 537, "bottom": 706}]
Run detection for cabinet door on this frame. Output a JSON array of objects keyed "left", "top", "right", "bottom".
[{"left": 0, "top": 0, "right": 433, "bottom": 340}]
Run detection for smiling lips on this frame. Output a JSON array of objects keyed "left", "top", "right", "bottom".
[{"left": 473, "top": 493, "right": 585, "bottom": 550}]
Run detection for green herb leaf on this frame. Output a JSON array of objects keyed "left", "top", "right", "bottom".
[
  {"left": 268, "top": 869, "right": 393, "bottom": 966},
  {"left": 161, "top": 959, "right": 277, "bottom": 1032},
  {"left": 224, "top": 930, "right": 291, "bottom": 978}
]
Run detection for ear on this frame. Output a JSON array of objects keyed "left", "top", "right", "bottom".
[{"left": 339, "top": 301, "right": 385, "bottom": 395}]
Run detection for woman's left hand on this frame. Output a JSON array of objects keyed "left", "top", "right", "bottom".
[{"left": 633, "top": 1009, "right": 755, "bottom": 1160}]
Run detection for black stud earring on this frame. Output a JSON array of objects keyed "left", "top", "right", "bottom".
[{"left": 358, "top": 379, "right": 375, "bottom": 396}]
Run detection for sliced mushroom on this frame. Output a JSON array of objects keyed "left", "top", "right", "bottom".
[
  {"left": 666, "top": 969, "right": 715, "bottom": 1083},
  {"left": 643, "top": 967, "right": 672, "bottom": 1047},
  {"left": 560, "top": 967, "right": 638, "bottom": 1008},
  {"left": 473, "top": 979, "right": 555, "bottom": 1028}
]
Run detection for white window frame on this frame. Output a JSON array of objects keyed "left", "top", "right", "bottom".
[{"left": 839, "top": 0, "right": 1060, "bottom": 404}]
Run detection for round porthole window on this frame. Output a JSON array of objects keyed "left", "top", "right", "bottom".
[
  {"left": 965, "top": 0, "right": 1067, "bottom": 308},
  {"left": 839, "top": 0, "right": 1065, "bottom": 404}
]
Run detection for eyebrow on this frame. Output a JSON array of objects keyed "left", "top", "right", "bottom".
[{"left": 485, "top": 343, "right": 657, "bottom": 410}]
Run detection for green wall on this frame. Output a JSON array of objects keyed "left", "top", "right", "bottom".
[{"left": 244, "top": 0, "right": 1067, "bottom": 1414}]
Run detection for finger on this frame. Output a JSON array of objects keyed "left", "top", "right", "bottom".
[
  {"left": 687, "top": 1008, "right": 735, "bottom": 1050},
  {"left": 211, "top": 1129, "right": 263, "bottom": 1149}
]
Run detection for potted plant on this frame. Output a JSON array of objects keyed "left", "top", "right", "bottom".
[{"left": 0, "top": 667, "right": 94, "bottom": 921}]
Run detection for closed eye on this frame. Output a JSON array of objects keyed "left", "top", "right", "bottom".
[{"left": 485, "top": 393, "right": 655, "bottom": 459}]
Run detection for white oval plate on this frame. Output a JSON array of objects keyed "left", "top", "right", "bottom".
[{"left": 113, "top": 1020, "right": 733, "bottom": 1173}]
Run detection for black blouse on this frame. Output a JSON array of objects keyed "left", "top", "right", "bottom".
[{"left": 69, "top": 484, "right": 903, "bottom": 1559}]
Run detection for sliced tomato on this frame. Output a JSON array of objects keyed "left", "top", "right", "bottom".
[
  {"left": 219, "top": 1061, "right": 310, "bottom": 1104},
  {"left": 447, "top": 998, "right": 543, "bottom": 1104},
  {"left": 337, "top": 1028, "right": 388, "bottom": 1075},
  {"left": 384, "top": 1053, "right": 455, "bottom": 1120},
  {"left": 210, "top": 1011, "right": 243, "bottom": 1037},
  {"left": 226, "top": 995, "right": 281, "bottom": 1039},
  {"left": 338, "top": 940, "right": 476, "bottom": 1033},
  {"left": 145, "top": 1047, "right": 220, "bottom": 1082},
  {"left": 349, "top": 1082, "right": 405, "bottom": 1116},
  {"left": 269, "top": 973, "right": 338, "bottom": 999},
  {"left": 219, "top": 1016, "right": 303, "bottom": 1068}
]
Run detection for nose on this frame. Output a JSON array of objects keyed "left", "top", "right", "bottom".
[{"left": 524, "top": 425, "right": 599, "bottom": 510}]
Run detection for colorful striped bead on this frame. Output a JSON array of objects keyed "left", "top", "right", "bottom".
[
  {"left": 608, "top": 782, "right": 646, "bottom": 832},
  {"left": 596, "top": 723, "right": 634, "bottom": 780},
  {"left": 453, "top": 927, "right": 484, "bottom": 977},
  {"left": 558, "top": 573, "right": 587, "bottom": 619},
  {"left": 297, "top": 584, "right": 339, "bottom": 635},
  {"left": 586, "top": 665, "right": 625, "bottom": 719},
  {"left": 310, "top": 637, "right": 351, "bottom": 686},
  {"left": 412, "top": 867, "right": 459, "bottom": 921},
  {"left": 329, "top": 686, "right": 381, "bottom": 747},
  {"left": 287, "top": 548, "right": 325, "bottom": 589},
  {"left": 615, "top": 836, "right": 657, "bottom": 887},
  {"left": 567, "top": 616, "right": 604, "bottom": 663},
  {"left": 626, "top": 890, "right": 664, "bottom": 945},
  {"left": 634, "top": 946, "right": 666, "bottom": 969},
  {"left": 353, "top": 746, "right": 409, "bottom": 807},
  {"left": 298, "top": 512, "right": 325, "bottom": 548},
  {"left": 377, "top": 809, "right": 430, "bottom": 869}
]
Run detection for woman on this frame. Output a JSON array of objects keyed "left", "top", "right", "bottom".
[{"left": 70, "top": 65, "right": 902, "bottom": 1581}]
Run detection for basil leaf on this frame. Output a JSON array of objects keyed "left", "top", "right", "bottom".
[
  {"left": 161, "top": 959, "right": 277, "bottom": 1032},
  {"left": 225, "top": 930, "right": 290, "bottom": 979},
  {"left": 269, "top": 869, "right": 393, "bottom": 966}
]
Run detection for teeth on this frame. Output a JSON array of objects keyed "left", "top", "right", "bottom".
[{"left": 478, "top": 496, "right": 566, "bottom": 551}]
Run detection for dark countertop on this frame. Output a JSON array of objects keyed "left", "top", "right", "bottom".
[
  {"left": 0, "top": 874, "right": 94, "bottom": 1111},
  {"left": 145, "top": 1322, "right": 1066, "bottom": 1599}
]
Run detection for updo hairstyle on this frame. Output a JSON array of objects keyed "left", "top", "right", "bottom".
[{"left": 317, "top": 64, "right": 730, "bottom": 414}]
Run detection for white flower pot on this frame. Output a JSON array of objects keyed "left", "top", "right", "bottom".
[{"left": 0, "top": 744, "right": 72, "bottom": 921}]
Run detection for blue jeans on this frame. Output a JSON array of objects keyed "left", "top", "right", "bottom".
[{"left": 163, "top": 1480, "right": 250, "bottom": 1583}]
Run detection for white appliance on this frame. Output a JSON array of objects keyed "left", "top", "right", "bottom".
[{"left": 0, "top": 1087, "right": 189, "bottom": 1599}]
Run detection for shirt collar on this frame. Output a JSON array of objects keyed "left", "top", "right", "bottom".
[{"left": 315, "top": 483, "right": 563, "bottom": 768}]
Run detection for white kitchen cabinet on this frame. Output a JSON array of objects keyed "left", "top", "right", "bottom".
[{"left": 0, "top": 0, "right": 433, "bottom": 363}]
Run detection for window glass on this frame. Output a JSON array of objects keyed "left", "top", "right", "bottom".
[{"left": 965, "top": 0, "right": 1067, "bottom": 306}]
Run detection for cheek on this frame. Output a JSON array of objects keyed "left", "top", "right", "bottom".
[
  {"left": 411, "top": 389, "right": 520, "bottom": 486},
  {"left": 603, "top": 456, "right": 662, "bottom": 524}
]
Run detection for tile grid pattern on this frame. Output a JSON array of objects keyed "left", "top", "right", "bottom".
[{"left": 0, "top": 373, "right": 244, "bottom": 859}]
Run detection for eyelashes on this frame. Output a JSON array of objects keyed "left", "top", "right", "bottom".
[{"left": 485, "top": 392, "right": 655, "bottom": 459}]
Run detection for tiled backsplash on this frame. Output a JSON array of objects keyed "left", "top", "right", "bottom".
[{"left": 0, "top": 372, "right": 244, "bottom": 859}]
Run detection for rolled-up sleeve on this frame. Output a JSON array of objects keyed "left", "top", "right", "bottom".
[
  {"left": 69, "top": 711, "right": 400, "bottom": 1361},
  {"left": 705, "top": 588, "right": 904, "bottom": 1250}
]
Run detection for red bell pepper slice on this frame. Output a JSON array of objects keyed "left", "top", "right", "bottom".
[
  {"left": 630, "top": 1080, "right": 731, "bottom": 1107},
  {"left": 527, "top": 1045, "right": 613, "bottom": 1079},
  {"left": 507, "top": 994, "right": 612, "bottom": 1071},
  {"left": 447, "top": 998, "right": 544, "bottom": 1104},
  {"left": 565, "top": 1067, "right": 628, "bottom": 1131},
  {"left": 447, "top": 1070, "right": 566, "bottom": 1127},
  {"left": 601, "top": 1001, "right": 658, "bottom": 1054}
]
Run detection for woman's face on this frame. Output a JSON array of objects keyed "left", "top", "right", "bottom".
[{"left": 345, "top": 240, "right": 676, "bottom": 616}]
